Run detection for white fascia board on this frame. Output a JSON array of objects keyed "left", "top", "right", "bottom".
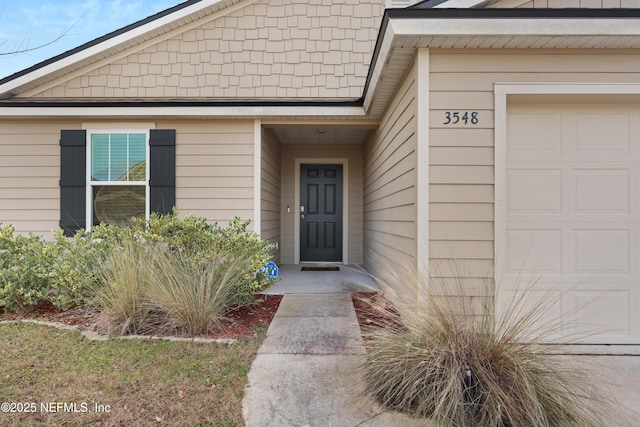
[
  {"left": 0, "top": 105, "right": 367, "bottom": 118},
  {"left": 0, "top": 0, "right": 227, "bottom": 96},
  {"left": 390, "top": 17, "right": 640, "bottom": 37},
  {"left": 495, "top": 82, "right": 640, "bottom": 95},
  {"left": 363, "top": 23, "right": 396, "bottom": 112},
  {"left": 432, "top": 0, "right": 488, "bottom": 7}
]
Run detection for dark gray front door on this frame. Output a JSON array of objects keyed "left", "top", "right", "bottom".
[{"left": 300, "top": 164, "right": 343, "bottom": 262}]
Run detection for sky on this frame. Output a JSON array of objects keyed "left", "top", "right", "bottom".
[{"left": 0, "top": 0, "right": 181, "bottom": 79}]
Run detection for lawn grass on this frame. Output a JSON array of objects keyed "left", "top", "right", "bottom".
[{"left": 0, "top": 322, "right": 262, "bottom": 426}]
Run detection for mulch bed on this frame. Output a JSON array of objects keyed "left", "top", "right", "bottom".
[
  {"left": 352, "top": 291, "right": 403, "bottom": 336},
  {"left": 0, "top": 294, "right": 283, "bottom": 340}
]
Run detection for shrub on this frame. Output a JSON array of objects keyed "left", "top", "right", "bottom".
[
  {"left": 0, "top": 225, "right": 56, "bottom": 312},
  {"left": 0, "top": 225, "right": 116, "bottom": 312},
  {"left": 360, "top": 259, "right": 611, "bottom": 427}
]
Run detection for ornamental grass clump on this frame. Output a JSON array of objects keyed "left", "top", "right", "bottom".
[
  {"left": 145, "top": 247, "right": 251, "bottom": 336},
  {"left": 90, "top": 238, "right": 158, "bottom": 336},
  {"left": 91, "top": 236, "right": 257, "bottom": 337},
  {"left": 360, "top": 260, "right": 611, "bottom": 427}
]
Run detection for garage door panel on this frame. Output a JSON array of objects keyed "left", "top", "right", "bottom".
[
  {"left": 506, "top": 229, "right": 563, "bottom": 275},
  {"left": 572, "top": 230, "right": 630, "bottom": 275},
  {"left": 574, "top": 111, "right": 631, "bottom": 154},
  {"left": 497, "top": 288, "right": 565, "bottom": 341},
  {"left": 570, "top": 290, "right": 633, "bottom": 341},
  {"left": 507, "top": 169, "right": 562, "bottom": 214},
  {"left": 508, "top": 111, "right": 563, "bottom": 153},
  {"left": 503, "top": 103, "right": 640, "bottom": 345},
  {"left": 572, "top": 169, "right": 630, "bottom": 214}
]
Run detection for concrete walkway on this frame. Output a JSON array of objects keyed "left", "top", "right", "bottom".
[
  {"left": 243, "top": 265, "right": 640, "bottom": 427},
  {"left": 242, "top": 265, "right": 424, "bottom": 427}
]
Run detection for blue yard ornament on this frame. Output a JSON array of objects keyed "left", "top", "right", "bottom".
[{"left": 260, "top": 261, "right": 279, "bottom": 278}]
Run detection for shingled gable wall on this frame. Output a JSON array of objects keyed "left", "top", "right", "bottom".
[{"left": 23, "top": 0, "right": 385, "bottom": 100}]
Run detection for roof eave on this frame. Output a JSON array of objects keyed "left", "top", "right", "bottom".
[{"left": 362, "top": 9, "right": 640, "bottom": 117}]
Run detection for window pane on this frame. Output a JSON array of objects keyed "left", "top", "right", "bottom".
[
  {"left": 90, "top": 133, "right": 147, "bottom": 182},
  {"left": 93, "top": 185, "right": 145, "bottom": 227},
  {"left": 128, "top": 134, "right": 146, "bottom": 181},
  {"left": 91, "top": 134, "right": 110, "bottom": 181},
  {"left": 110, "top": 134, "right": 128, "bottom": 181}
]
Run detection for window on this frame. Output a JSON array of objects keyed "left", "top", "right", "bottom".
[
  {"left": 87, "top": 131, "right": 149, "bottom": 228},
  {"left": 60, "top": 129, "right": 175, "bottom": 236}
]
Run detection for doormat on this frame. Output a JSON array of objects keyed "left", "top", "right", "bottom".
[{"left": 301, "top": 266, "right": 340, "bottom": 271}]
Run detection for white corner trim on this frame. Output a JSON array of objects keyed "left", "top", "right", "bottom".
[
  {"left": 294, "top": 158, "right": 349, "bottom": 265},
  {"left": 253, "top": 119, "right": 262, "bottom": 236},
  {"left": 1, "top": 0, "right": 257, "bottom": 97},
  {"left": 416, "top": 48, "right": 430, "bottom": 298}
]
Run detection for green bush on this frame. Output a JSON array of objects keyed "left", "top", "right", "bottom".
[
  {"left": 0, "top": 225, "right": 113, "bottom": 312},
  {"left": 0, "top": 225, "right": 56, "bottom": 312}
]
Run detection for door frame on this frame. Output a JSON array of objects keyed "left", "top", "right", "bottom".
[
  {"left": 294, "top": 158, "right": 349, "bottom": 264},
  {"left": 494, "top": 82, "right": 640, "bottom": 350}
]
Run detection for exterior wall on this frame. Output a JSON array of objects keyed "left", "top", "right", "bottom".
[
  {"left": 261, "top": 127, "right": 282, "bottom": 264},
  {"left": 157, "top": 120, "right": 255, "bottom": 225},
  {"left": 428, "top": 49, "right": 640, "bottom": 294},
  {"left": 363, "top": 63, "right": 417, "bottom": 280},
  {"left": 26, "top": 0, "right": 384, "bottom": 100},
  {"left": 0, "top": 120, "right": 80, "bottom": 237},
  {"left": 486, "top": 0, "right": 640, "bottom": 7},
  {"left": 280, "top": 143, "right": 364, "bottom": 265}
]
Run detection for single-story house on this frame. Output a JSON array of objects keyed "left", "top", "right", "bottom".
[{"left": 1, "top": 0, "right": 640, "bottom": 346}]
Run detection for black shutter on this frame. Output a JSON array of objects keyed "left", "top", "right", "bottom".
[
  {"left": 149, "top": 129, "right": 176, "bottom": 215},
  {"left": 59, "top": 130, "right": 87, "bottom": 237}
]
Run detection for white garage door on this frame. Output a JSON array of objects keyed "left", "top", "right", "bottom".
[{"left": 501, "top": 104, "right": 640, "bottom": 344}]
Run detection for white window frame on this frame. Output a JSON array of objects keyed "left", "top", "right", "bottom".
[{"left": 85, "top": 129, "right": 151, "bottom": 231}]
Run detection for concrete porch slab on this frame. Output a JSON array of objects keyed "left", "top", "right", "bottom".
[{"left": 264, "top": 265, "right": 379, "bottom": 295}]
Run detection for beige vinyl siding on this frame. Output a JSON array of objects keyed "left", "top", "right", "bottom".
[
  {"left": 158, "top": 120, "right": 255, "bottom": 226},
  {"left": 487, "top": 0, "right": 640, "bottom": 7},
  {"left": 363, "top": 63, "right": 417, "bottom": 279},
  {"left": 280, "top": 143, "right": 364, "bottom": 265},
  {"left": 261, "top": 127, "right": 281, "bottom": 264},
  {"left": 0, "top": 120, "right": 80, "bottom": 237},
  {"left": 428, "top": 49, "right": 640, "bottom": 287}
]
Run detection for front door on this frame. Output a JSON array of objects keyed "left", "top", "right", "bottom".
[{"left": 300, "top": 164, "right": 343, "bottom": 262}]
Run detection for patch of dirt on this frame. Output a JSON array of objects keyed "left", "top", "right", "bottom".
[
  {"left": 352, "top": 291, "right": 403, "bottom": 336},
  {"left": 0, "top": 295, "right": 282, "bottom": 339},
  {"left": 212, "top": 294, "right": 282, "bottom": 339}
]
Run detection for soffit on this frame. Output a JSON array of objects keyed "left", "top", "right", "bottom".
[{"left": 268, "top": 124, "right": 376, "bottom": 145}]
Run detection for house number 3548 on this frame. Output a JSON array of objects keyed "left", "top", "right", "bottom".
[{"left": 443, "top": 111, "right": 479, "bottom": 125}]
